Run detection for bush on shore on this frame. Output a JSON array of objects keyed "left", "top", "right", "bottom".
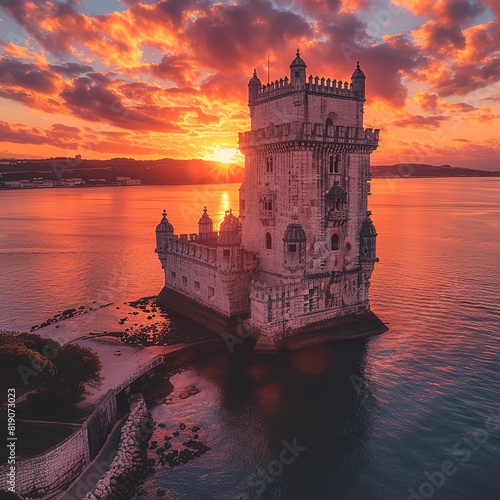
[{"left": 0, "top": 330, "right": 102, "bottom": 396}]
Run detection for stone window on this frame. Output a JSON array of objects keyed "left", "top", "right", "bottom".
[
  {"left": 208, "top": 286, "right": 215, "bottom": 298},
  {"left": 266, "top": 156, "right": 274, "bottom": 173},
  {"left": 329, "top": 155, "right": 340, "bottom": 174},
  {"left": 331, "top": 234, "right": 339, "bottom": 251},
  {"left": 223, "top": 249, "right": 230, "bottom": 257},
  {"left": 295, "top": 71, "right": 299, "bottom": 77},
  {"left": 182, "top": 276, "right": 187, "bottom": 285},
  {"left": 171, "top": 271, "right": 176, "bottom": 279},
  {"left": 288, "top": 244, "right": 297, "bottom": 253},
  {"left": 266, "top": 232, "right": 272, "bottom": 250}
]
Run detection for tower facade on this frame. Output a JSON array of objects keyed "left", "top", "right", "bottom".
[
  {"left": 156, "top": 50, "right": 386, "bottom": 353},
  {"left": 239, "top": 51, "right": 382, "bottom": 351}
]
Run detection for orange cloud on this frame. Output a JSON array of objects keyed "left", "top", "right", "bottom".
[{"left": 414, "top": 91, "right": 476, "bottom": 112}]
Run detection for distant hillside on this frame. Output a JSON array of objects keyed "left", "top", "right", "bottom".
[
  {"left": 372, "top": 164, "right": 500, "bottom": 178},
  {"left": 0, "top": 157, "right": 244, "bottom": 185},
  {"left": 1, "top": 158, "right": 498, "bottom": 187}
]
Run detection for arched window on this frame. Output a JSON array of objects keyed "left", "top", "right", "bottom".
[
  {"left": 329, "top": 155, "right": 334, "bottom": 174},
  {"left": 266, "top": 156, "right": 274, "bottom": 173},
  {"left": 325, "top": 118, "right": 333, "bottom": 136},
  {"left": 331, "top": 234, "right": 339, "bottom": 251},
  {"left": 266, "top": 232, "right": 272, "bottom": 250},
  {"left": 334, "top": 155, "right": 340, "bottom": 173}
]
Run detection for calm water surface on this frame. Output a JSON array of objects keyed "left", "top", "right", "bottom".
[{"left": 0, "top": 179, "right": 499, "bottom": 499}]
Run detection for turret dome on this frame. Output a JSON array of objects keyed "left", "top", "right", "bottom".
[
  {"left": 156, "top": 209, "right": 174, "bottom": 234},
  {"left": 218, "top": 209, "right": 241, "bottom": 246},
  {"left": 248, "top": 69, "right": 262, "bottom": 87},
  {"left": 290, "top": 48, "right": 306, "bottom": 68},
  {"left": 283, "top": 223, "right": 306, "bottom": 243},
  {"left": 352, "top": 61, "right": 365, "bottom": 79},
  {"left": 198, "top": 206, "right": 213, "bottom": 227}
]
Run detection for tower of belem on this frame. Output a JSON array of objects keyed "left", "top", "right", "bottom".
[{"left": 156, "top": 50, "right": 387, "bottom": 353}]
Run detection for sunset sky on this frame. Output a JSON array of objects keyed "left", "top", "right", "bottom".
[{"left": 0, "top": 0, "right": 498, "bottom": 169}]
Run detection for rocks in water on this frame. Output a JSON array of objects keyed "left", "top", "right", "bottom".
[
  {"left": 191, "top": 426, "right": 200, "bottom": 432},
  {"left": 30, "top": 302, "right": 113, "bottom": 332},
  {"left": 157, "top": 489, "right": 166, "bottom": 497},
  {"left": 144, "top": 425, "right": 210, "bottom": 472},
  {"left": 179, "top": 387, "right": 200, "bottom": 399}
]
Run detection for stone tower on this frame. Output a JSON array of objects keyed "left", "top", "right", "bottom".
[{"left": 239, "top": 50, "right": 382, "bottom": 352}]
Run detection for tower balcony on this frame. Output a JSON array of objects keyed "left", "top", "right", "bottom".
[
  {"left": 327, "top": 210, "right": 349, "bottom": 226},
  {"left": 239, "top": 122, "right": 379, "bottom": 152},
  {"left": 259, "top": 210, "right": 275, "bottom": 225}
]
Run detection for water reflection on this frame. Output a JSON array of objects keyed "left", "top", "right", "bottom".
[{"left": 147, "top": 341, "right": 375, "bottom": 499}]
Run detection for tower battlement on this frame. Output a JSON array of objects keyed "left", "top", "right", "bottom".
[{"left": 253, "top": 73, "right": 360, "bottom": 103}]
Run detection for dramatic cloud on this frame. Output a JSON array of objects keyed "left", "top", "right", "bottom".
[
  {"left": 414, "top": 91, "right": 476, "bottom": 112},
  {"left": 392, "top": 113, "right": 452, "bottom": 129},
  {"left": 0, "top": 0, "right": 498, "bottom": 166},
  {"left": 0, "top": 57, "right": 58, "bottom": 94}
]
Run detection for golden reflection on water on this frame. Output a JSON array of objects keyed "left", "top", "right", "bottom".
[{"left": 217, "top": 192, "right": 231, "bottom": 229}]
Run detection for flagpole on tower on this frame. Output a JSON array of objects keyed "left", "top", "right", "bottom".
[{"left": 267, "top": 54, "right": 270, "bottom": 84}]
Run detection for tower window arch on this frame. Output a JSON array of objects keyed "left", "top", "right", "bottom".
[
  {"left": 266, "top": 156, "right": 274, "bottom": 173},
  {"left": 266, "top": 232, "right": 272, "bottom": 250},
  {"left": 330, "top": 155, "right": 340, "bottom": 174},
  {"left": 326, "top": 118, "right": 333, "bottom": 135},
  {"left": 331, "top": 233, "right": 339, "bottom": 251}
]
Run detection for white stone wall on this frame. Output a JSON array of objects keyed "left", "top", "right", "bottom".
[{"left": 163, "top": 238, "right": 253, "bottom": 317}]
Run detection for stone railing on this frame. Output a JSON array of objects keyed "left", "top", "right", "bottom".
[
  {"left": 239, "top": 122, "right": 379, "bottom": 149},
  {"left": 166, "top": 236, "right": 217, "bottom": 264}
]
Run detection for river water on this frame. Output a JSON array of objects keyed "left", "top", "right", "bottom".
[{"left": 0, "top": 178, "right": 499, "bottom": 499}]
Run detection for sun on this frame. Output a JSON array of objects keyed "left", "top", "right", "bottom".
[{"left": 212, "top": 147, "right": 238, "bottom": 164}]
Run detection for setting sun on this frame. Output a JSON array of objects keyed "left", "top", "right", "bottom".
[{"left": 212, "top": 148, "right": 239, "bottom": 164}]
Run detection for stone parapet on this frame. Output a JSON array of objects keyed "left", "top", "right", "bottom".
[
  {"left": 239, "top": 122, "right": 379, "bottom": 150},
  {"left": 253, "top": 75, "right": 356, "bottom": 103}
]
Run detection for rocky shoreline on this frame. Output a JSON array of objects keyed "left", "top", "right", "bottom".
[{"left": 83, "top": 394, "right": 154, "bottom": 500}]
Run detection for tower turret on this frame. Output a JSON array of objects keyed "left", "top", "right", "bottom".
[
  {"left": 290, "top": 48, "right": 306, "bottom": 88},
  {"left": 283, "top": 216, "right": 306, "bottom": 272},
  {"left": 198, "top": 206, "right": 216, "bottom": 244},
  {"left": 217, "top": 209, "right": 242, "bottom": 271},
  {"left": 155, "top": 209, "right": 174, "bottom": 267},
  {"left": 351, "top": 61, "right": 366, "bottom": 99},
  {"left": 248, "top": 69, "right": 262, "bottom": 106},
  {"left": 360, "top": 219, "right": 377, "bottom": 265}
]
